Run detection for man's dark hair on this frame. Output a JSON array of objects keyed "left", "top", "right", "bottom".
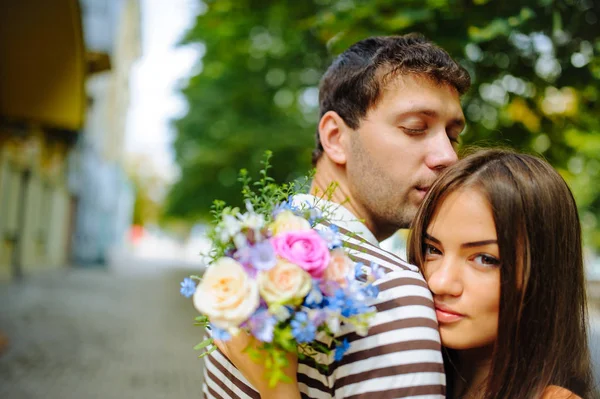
[{"left": 313, "top": 33, "right": 471, "bottom": 165}]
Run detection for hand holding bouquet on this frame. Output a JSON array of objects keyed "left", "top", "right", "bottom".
[{"left": 180, "top": 152, "right": 383, "bottom": 387}]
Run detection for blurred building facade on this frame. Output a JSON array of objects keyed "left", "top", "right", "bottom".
[
  {"left": 70, "top": 0, "right": 139, "bottom": 265},
  {"left": 0, "top": 0, "right": 139, "bottom": 280}
]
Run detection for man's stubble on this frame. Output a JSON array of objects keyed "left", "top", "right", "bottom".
[{"left": 347, "top": 134, "right": 416, "bottom": 236}]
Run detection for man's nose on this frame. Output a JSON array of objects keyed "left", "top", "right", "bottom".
[
  {"left": 425, "top": 130, "right": 458, "bottom": 171},
  {"left": 426, "top": 258, "right": 463, "bottom": 297}
]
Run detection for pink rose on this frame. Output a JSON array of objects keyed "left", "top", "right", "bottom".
[
  {"left": 271, "top": 230, "right": 330, "bottom": 279},
  {"left": 323, "top": 248, "right": 354, "bottom": 287}
]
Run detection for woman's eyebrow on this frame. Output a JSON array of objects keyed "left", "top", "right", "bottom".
[
  {"left": 460, "top": 240, "right": 498, "bottom": 249},
  {"left": 424, "top": 233, "right": 441, "bottom": 244},
  {"left": 424, "top": 233, "right": 497, "bottom": 248}
]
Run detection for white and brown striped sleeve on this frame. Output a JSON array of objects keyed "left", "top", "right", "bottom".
[
  {"left": 202, "top": 341, "right": 261, "bottom": 399},
  {"left": 332, "top": 232, "right": 446, "bottom": 398}
]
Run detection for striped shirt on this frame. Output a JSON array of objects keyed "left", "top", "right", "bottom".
[{"left": 202, "top": 196, "right": 445, "bottom": 398}]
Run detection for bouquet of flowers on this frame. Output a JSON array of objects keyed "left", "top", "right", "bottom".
[{"left": 179, "top": 152, "right": 382, "bottom": 386}]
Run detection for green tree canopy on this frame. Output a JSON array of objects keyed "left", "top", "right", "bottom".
[{"left": 166, "top": 0, "right": 600, "bottom": 250}]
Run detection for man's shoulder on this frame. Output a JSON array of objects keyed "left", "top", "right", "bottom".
[{"left": 335, "top": 224, "right": 420, "bottom": 274}]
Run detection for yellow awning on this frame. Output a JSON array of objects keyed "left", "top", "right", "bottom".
[{"left": 0, "top": 0, "right": 88, "bottom": 131}]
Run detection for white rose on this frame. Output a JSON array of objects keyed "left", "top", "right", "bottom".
[
  {"left": 193, "top": 257, "right": 259, "bottom": 330},
  {"left": 270, "top": 210, "right": 311, "bottom": 236},
  {"left": 258, "top": 258, "right": 312, "bottom": 305}
]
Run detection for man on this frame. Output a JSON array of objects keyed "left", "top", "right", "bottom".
[{"left": 203, "top": 33, "right": 470, "bottom": 398}]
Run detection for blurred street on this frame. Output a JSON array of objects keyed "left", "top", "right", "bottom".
[
  {"left": 0, "top": 257, "right": 206, "bottom": 399},
  {"left": 1, "top": 255, "right": 600, "bottom": 399}
]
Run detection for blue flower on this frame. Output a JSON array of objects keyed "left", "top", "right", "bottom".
[
  {"left": 303, "top": 282, "right": 324, "bottom": 308},
  {"left": 272, "top": 199, "right": 296, "bottom": 217},
  {"left": 325, "top": 288, "right": 369, "bottom": 318},
  {"left": 179, "top": 277, "right": 196, "bottom": 298},
  {"left": 210, "top": 324, "right": 231, "bottom": 341},
  {"left": 319, "top": 225, "right": 343, "bottom": 249},
  {"left": 363, "top": 283, "right": 379, "bottom": 298},
  {"left": 334, "top": 338, "right": 350, "bottom": 361},
  {"left": 324, "top": 288, "right": 347, "bottom": 313},
  {"left": 290, "top": 312, "right": 316, "bottom": 343},
  {"left": 370, "top": 262, "right": 386, "bottom": 280},
  {"left": 249, "top": 241, "right": 276, "bottom": 271},
  {"left": 308, "top": 207, "right": 322, "bottom": 226},
  {"left": 354, "top": 262, "right": 365, "bottom": 279},
  {"left": 248, "top": 309, "right": 277, "bottom": 343}
]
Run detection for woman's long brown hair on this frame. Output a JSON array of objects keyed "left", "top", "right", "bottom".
[{"left": 408, "top": 148, "right": 593, "bottom": 398}]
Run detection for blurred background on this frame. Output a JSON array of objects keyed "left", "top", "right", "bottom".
[{"left": 0, "top": 0, "right": 599, "bottom": 397}]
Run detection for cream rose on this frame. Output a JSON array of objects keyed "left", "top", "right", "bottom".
[
  {"left": 323, "top": 248, "right": 355, "bottom": 287},
  {"left": 258, "top": 258, "right": 312, "bottom": 305},
  {"left": 270, "top": 210, "right": 311, "bottom": 236},
  {"left": 193, "top": 257, "right": 259, "bottom": 330}
]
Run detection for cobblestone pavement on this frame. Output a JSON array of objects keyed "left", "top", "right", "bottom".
[{"left": 0, "top": 259, "right": 206, "bottom": 399}]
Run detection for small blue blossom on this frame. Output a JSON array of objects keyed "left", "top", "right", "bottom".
[
  {"left": 370, "top": 262, "right": 386, "bottom": 280},
  {"left": 290, "top": 312, "right": 316, "bottom": 343},
  {"left": 334, "top": 339, "right": 351, "bottom": 361},
  {"left": 179, "top": 277, "right": 196, "bottom": 298},
  {"left": 324, "top": 288, "right": 347, "bottom": 312},
  {"left": 210, "top": 324, "right": 231, "bottom": 341},
  {"left": 249, "top": 241, "right": 276, "bottom": 271},
  {"left": 303, "top": 282, "right": 324, "bottom": 308},
  {"left": 354, "top": 262, "right": 366, "bottom": 279},
  {"left": 363, "top": 283, "right": 379, "bottom": 298},
  {"left": 308, "top": 207, "right": 322, "bottom": 226},
  {"left": 272, "top": 197, "right": 299, "bottom": 217},
  {"left": 325, "top": 288, "right": 370, "bottom": 318},
  {"left": 319, "top": 225, "right": 343, "bottom": 249},
  {"left": 248, "top": 309, "right": 277, "bottom": 343}
]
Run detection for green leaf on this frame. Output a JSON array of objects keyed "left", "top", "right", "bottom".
[{"left": 193, "top": 338, "right": 214, "bottom": 351}]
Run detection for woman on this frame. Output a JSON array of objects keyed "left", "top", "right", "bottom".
[
  {"left": 406, "top": 148, "right": 593, "bottom": 398},
  {"left": 216, "top": 149, "right": 594, "bottom": 398}
]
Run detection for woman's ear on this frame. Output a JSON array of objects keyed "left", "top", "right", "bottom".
[{"left": 317, "top": 111, "right": 350, "bottom": 166}]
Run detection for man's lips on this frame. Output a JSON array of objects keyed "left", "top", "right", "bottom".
[
  {"left": 415, "top": 186, "right": 430, "bottom": 199},
  {"left": 434, "top": 303, "right": 465, "bottom": 324}
]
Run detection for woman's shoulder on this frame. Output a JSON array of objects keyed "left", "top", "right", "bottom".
[{"left": 541, "top": 385, "right": 582, "bottom": 399}]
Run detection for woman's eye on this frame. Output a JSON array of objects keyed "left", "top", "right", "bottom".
[
  {"left": 424, "top": 244, "right": 441, "bottom": 256},
  {"left": 473, "top": 254, "right": 501, "bottom": 267}
]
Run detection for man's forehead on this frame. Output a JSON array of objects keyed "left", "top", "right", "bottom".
[
  {"left": 379, "top": 76, "right": 463, "bottom": 114},
  {"left": 382, "top": 72, "right": 459, "bottom": 95}
]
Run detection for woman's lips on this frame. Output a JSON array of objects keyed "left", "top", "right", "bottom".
[{"left": 434, "top": 304, "right": 465, "bottom": 324}]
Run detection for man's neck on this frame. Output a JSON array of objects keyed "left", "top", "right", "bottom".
[{"left": 310, "top": 163, "right": 385, "bottom": 241}]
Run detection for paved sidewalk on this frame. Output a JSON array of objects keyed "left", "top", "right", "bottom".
[
  {"left": 0, "top": 260, "right": 206, "bottom": 399},
  {"left": 1, "top": 260, "right": 599, "bottom": 398}
]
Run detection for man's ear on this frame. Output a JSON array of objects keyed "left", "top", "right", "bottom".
[{"left": 318, "top": 111, "right": 350, "bottom": 166}]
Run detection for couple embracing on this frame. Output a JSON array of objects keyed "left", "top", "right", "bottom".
[{"left": 204, "top": 34, "right": 594, "bottom": 399}]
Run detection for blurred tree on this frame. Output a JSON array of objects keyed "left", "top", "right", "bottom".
[
  {"left": 166, "top": 1, "right": 328, "bottom": 219},
  {"left": 167, "top": 0, "right": 600, "bottom": 249}
]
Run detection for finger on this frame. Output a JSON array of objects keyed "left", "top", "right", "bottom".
[{"left": 213, "top": 339, "right": 228, "bottom": 357}]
